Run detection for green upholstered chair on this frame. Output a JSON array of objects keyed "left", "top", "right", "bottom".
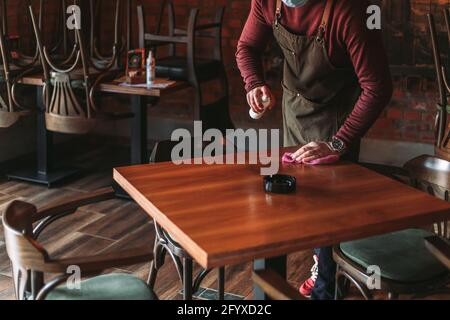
[
  {"left": 2, "top": 188, "right": 157, "bottom": 301},
  {"left": 148, "top": 139, "right": 228, "bottom": 300},
  {"left": 333, "top": 155, "right": 450, "bottom": 300}
]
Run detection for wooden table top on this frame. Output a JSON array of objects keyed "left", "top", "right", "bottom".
[
  {"left": 18, "top": 73, "right": 188, "bottom": 97},
  {"left": 113, "top": 151, "right": 450, "bottom": 269}
]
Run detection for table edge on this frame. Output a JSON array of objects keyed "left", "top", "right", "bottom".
[{"left": 113, "top": 168, "right": 210, "bottom": 267}]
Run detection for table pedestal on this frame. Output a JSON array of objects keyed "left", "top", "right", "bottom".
[
  {"left": 7, "top": 88, "right": 80, "bottom": 187},
  {"left": 253, "top": 256, "right": 287, "bottom": 300},
  {"left": 114, "top": 95, "right": 158, "bottom": 198}
]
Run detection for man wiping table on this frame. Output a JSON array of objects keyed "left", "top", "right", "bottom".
[{"left": 236, "top": 0, "right": 393, "bottom": 300}]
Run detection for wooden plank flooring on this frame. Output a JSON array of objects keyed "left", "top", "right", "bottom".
[{"left": 0, "top": 144, "right": 448, "bottom": 300}]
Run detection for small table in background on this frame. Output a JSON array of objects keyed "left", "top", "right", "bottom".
[{"left": 7, "top": 74, "right": 187, "bottom": 187}]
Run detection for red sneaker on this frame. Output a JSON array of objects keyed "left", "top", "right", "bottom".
[{"left": 299, "top": 255, "right": 319, "bottom": 299}]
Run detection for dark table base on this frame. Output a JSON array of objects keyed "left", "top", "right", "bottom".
[
  {"left": 113, "top": 182, "right": 132, "bottom": 200},
  {"left": 253, "top": 255, "right": 287, "bottom": 300},
  {"left": 7, "top": 167, "right": 80, "bottom": 188}
]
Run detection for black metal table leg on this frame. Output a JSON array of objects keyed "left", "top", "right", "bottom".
[
  {"left": 7, "top": 87, "right": 79, "bottom": 187},
  {"left": 183, "top": 258, "right": 193, "bottom": 300},
  {"left": 130, "top": 95, "right": 149, "bottom": 165},
  {"left": 253, "top": 255, "right": 287, "bottom": 300},
  {"left": 218, "top": 267, "right": 225, "bottom": 300},
  {"left": 31, "top": 271, "right": 44, "bottom": 300},
  {"left": 115, "top": 95, "right": 158, "bottom": 199}
]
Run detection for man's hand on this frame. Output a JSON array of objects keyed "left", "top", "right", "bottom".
[
  {"left": 247, "top": 85, "right": 276, "bottom": 113},
  {"left": 291, "top": 142, "right": 339, "bottom": 163}
]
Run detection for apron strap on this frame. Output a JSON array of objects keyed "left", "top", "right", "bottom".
[
  {"left": 317, "top": 0, "right": 334, "bottom": 41},
  {"left": 275, "top": 0, "right": 282, "bottom": 26}
]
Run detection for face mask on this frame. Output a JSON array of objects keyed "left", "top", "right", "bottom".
[{"left": 282, "top": 0, "right": 309, "bottom": 7}]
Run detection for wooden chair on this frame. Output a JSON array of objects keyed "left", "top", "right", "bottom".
[
  {"left": 0, "top": 0, "right": 42, "bottom": 128},
  {"left": 87, "top": 0, "right": 124, "bottom": 70},
  {"left": 333, "top": 155, "right": 450, "bottom": 300},
  {"left": 29, "top": 2, "right": 132, "bottom": 135},
  {"left": 425, "top": 236, "right": 450, "bottom": 270},
  {"left": 252, "top": 270, "right": 305, "bottom": 300},
  {"left": 148, "top": 139, "right": 231, "bottom": 300},
  {"left": 429, "top": 10, "right": 450, "bottom": 161},
  {"left": 2, "top": 188, "right": 157, "bottom": 300},
  {"left": 137, "top": 1, "right": 234, "bottom": 133}
]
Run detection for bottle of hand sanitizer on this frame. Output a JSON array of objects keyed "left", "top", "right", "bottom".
[
  {"left": 249, "top": 95, "right": 271, "bottom": 120},
  {"left": 146, "top": 50, "right": 156, "bottom": 89}
]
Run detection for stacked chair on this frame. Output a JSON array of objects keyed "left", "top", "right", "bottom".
[
  {"left": 29, "top": 0, "right": 132, "bottom": 135},
  {"left": 88, "top": 0, "right": 125, "bottom": 71},
  {"left": 0, "top": 0, "right": 43, "bottom": 128},
  {"left": 429, "top": 9, "right": 450, "bottom": 161},
  {"left": 137, "top": 0, "right": 234, "bottom": 133}
]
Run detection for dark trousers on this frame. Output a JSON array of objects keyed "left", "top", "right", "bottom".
[
  {"left": 311, "top": 247, "right": 336, "bottom": 300},
  {"left": 309, "top": 145, "right": 361, "bottom": 300}
]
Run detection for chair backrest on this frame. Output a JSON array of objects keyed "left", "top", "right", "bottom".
[
  {"left": 0, "top": 0, "right": 42, "bottom": 128},
  {"left": 404, "top": 155, "right": 450, "bottom": 238},
  {"left": 2, "top": 201, "right": 50, "bottom": 299},
  {"left": 88, "top": 0, "right": 123, "bottom": 68},
  {"left": 137, "top": 2, "right": 225, "bottom": 72},
  {"left": 429, "top": 11, "right": 450, "bottom": 161},
  {"left": 137, "top": 3, "right": 233, "bottom": 133},
  {"left": 29, "top": 1, "right": 121, "bottom": 135}
]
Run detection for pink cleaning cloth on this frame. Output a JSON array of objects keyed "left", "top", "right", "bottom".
[{"left": 282, "top": 153, "right": 340, "bottom": 166}]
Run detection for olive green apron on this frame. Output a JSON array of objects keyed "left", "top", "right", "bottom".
[{"left": 273, "top": 0, "right": 361, "bottom": 160}]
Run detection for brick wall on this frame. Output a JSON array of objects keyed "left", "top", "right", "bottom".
[{"left": 5, "top": 0, "right": 450, "bottom": 144}]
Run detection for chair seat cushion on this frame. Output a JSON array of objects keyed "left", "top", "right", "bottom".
[
  {"left": 340, "top": 229, "right": 449, "bottom": 283},
  {"left": 156, "top": 56, "right": 221, "bottom": 81},
  {"left": 46, "top": 274, "right": 156, "bottom": 300}
]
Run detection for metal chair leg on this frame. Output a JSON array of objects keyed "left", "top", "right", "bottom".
[
  {"left": 338, "top": 269, "right": 373, "bottom": 300},
  {"left": 183, "top": 258, "right": 193, "bottom": 300},
  {"left": 147, "top": 239, "right": 166, "bottom": 288},
  {"left": 193, "top": 269, "right": 213, "bottom": 294},
  {"left": 218, "top": 267, "right": 225, "bottom": 300},
  {"left": 335, "top": 267, "right": 349, "bottom": 300}
]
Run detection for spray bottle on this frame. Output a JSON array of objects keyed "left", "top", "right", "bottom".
[
  {"left": 146, "top": 50, "right": 156, "bottom": 89},
  {"left": 249, "top": 95, "right": 271, "bottom": 120}
]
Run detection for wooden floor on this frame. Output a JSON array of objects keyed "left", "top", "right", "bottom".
[{"left": 0, "top": 142, "right": 448, "bottom": 300}]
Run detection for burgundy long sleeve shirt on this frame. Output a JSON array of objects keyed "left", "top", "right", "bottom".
[{"left": 236, "top": 0, "right": 393, "bottom": 146}]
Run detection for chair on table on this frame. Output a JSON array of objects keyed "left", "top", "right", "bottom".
[
  {"left": 429, "top": 10, "right": 450, "bottom": 161},
  {"left": 29, "top": 2, "right": 132, "bottom": 135},
  {"left": 333, "top": 155, "right": 450, "bottom": 300},
  {"left": 2, "top": 188, "right": 157, "bottom": 300},
  {"left": 252, "top": 270, "right": 305, "bottom": 300},
  {"left": 137, "top": 1, "right": 234, "bottom": 133},
  {"left": 148, "top": 139, "right": 233, "bottom": 300},
  {"left": 87, "top": 0, "right": 125, "bottom": 70},
  {"left": 0, "top": 0, "right": 42, "bottom": 128}
]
